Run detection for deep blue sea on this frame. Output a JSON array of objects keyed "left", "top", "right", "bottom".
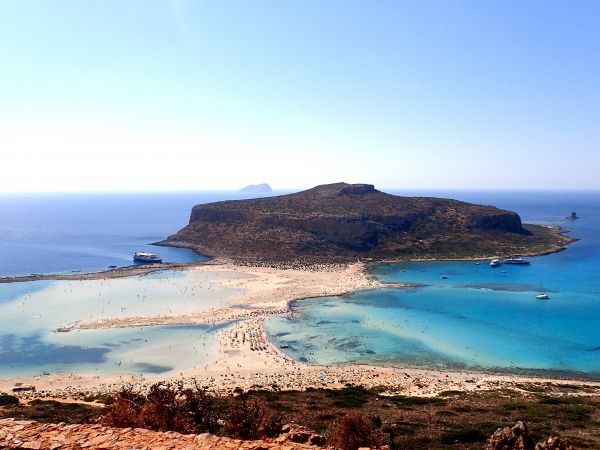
[
  {"left": 0, "top": 191, "right": 276, "bottom": 277},
  {"left": 265, "top": 190, "right": 600, "bottom": 378}
]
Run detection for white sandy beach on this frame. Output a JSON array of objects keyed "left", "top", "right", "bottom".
[{"left": 1, "top": 262, "right": 599, "bottom": 400}]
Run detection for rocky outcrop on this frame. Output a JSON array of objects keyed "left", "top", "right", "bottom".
[
  {"left": 0, "top": 419, "right": 324, "bottom": 449},
  {"left": 163, "top": 182, "right": 573, "bottom": 262},
  {"left": 535, "top": 436, "right": 574, "bottom": 450},
  {"left": 275, "top": 424, "right": 326, "bottom": 447},
  {"left": 487, "top": 422, "right": 574, "bottom": 450},
  {"left": 487, "top": 421, "right": 533, "bottom": 450}
]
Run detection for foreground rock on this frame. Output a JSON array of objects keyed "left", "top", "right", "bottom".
[
  {"left": 164, "top": 182, "right": 573, "bottom": 262},
  {"left": 487, "top": 421, "right": 533, "bottom": 450},
  {"left": 0, "top": 419, "right": 324, "bottom": 449},
  {"left": 487, "top": 421, "right": 573, "bottom": 450}
]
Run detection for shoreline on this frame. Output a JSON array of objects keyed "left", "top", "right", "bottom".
[
  {"left": 0, "top": 262, "right": 204, "bottom": 284},
  {"left": 67, "top": 261, "right": 383, "bottom": 331},
  {"left": 2, "top": 314, "right": 600, "bottom": 400},
  {"left": 2, "top": 232, "right": 597, "bottom": 399},
  {"left": 0, "top": 221, "right": 575, "bottom": 285}
]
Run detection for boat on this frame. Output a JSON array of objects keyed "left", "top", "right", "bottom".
[
  {"left": 133, "top": 252, "right": 162, "bottom": 263},
  {"left": 280, "top": 344, "right": 289, "bottom": 349},
  {"left": 12, "top": 383, "right": 36, "bottom": 393},
  {"left": 490, "top": 259, "right": 502, "bottom": 267},
  {"left": 536, "top": 293, "right": 550, "bottom": 300},
  {"left": 504, "top": 257, "right": 530, "bottom": 265},
  {"left": 440, "top": 274, "right": 449, "bottom": 279}
]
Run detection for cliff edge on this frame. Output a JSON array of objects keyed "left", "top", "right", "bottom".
[{"left": 163, "top": 183, "right": 573, "bottom": 262}]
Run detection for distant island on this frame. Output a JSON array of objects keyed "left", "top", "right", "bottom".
[
  {"left": 239, "top": 183, "right": 272, "bottom": 193},
  {"left": 163, "top": 182, "right": 574, "bottom": 262}
]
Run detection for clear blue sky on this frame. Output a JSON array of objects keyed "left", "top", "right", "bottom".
[{"left": 0, "top": 0, "right": 598, "bottom": 192}]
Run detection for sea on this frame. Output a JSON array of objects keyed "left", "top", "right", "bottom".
[
  {"left": 0, "top": 191, "right": 275, "bottom": 277},
  {"left": 1, "top": 190, "right": 599, "bottom": 379},
  {"left": 266, "top": 190, "right": 600, "bottom": 379}
]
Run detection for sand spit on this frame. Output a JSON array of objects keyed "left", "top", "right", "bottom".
[
  {"left": 69, "top": 262, "right": 382, "bottom": 331},
  {"left": 0, "top": 262, "right": 199, "bottom": 284},
  {"left": 1, "top": 261, "right": 599, "bottom": 401}
]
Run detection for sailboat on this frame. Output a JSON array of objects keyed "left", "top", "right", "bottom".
[{"left": 536, "top": 282, "right": 549, "bottom": 299}]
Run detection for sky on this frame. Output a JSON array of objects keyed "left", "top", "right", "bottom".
[{"left": 0, "top": 0, "right": 599, "bottom": 192}]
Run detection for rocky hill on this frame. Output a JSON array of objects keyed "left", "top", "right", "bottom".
[{"left": 162, "top": 183, "right": 572, "bottom": 262}]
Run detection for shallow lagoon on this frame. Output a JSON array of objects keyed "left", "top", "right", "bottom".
[
  {"left": 0, "top": 270, "right": 246, "bottom": 377},
  {"left": 266, "top": 192, "right": 600, "bottom": 378}
]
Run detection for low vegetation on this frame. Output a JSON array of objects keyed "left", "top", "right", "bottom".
[
  {"left": 0, "top": 394, "right": 19, "bottom": 407},
  {"left": 2, "top": 384, "right": 598, "bottom": 449},
  {"left": 0, "top": 397, "right": 100, "bottom": 423},
  {"left": 103, "top": 381, "right": 283, "bottom": 440}
]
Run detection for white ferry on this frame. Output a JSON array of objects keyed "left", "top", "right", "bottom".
[{"left": 133, "top": 252, "right": 163, "bottom": 263}]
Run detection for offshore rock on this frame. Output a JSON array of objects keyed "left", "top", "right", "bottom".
[
  {"left": 239, "top": 183, "right": 273, "bottom": 193},
  {"left": 164, "top": 182, "right": 573, "bottom": 262},
  {"left": 565, "top": 211, "right": 578, "bottom": 220}
]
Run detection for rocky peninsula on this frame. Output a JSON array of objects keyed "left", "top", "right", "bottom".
[{"left": 162, "top": 182, "right": 573, "bottom": 262}]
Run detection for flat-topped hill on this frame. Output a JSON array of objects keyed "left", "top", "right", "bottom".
[{"left": 163, "top": 183, "right": 572, "bottom": 261}]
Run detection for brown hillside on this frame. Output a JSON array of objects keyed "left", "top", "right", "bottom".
[{"left": 162, "top": 183, "right": 572, "bottom": 262}]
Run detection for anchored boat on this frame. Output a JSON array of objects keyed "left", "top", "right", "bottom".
[
  {"left": 133, "top": 252, "right": 163, "bottom": 263},
  {"left": 504, "top": 256, "right": 530, "bottom": 265}
]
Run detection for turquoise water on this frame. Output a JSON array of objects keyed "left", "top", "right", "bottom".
[
  {"left": 265, "top": 191, "right": 600, "bottom": 378},
  {"left": 3, "top": 190, "right": 600, "bottom": 378},
  {"left": 0, "top": 270, "right": 246, "bottom": 377}
]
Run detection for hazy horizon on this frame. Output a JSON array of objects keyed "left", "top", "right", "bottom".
[
  {"left": 1, "top": 1, "right": 599, "bottom": 193},
  {"left": 2, "top": 185, "right": 600, "bottom": 195}
]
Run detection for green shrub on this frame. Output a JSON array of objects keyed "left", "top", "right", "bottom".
[
  {"left": 537, "top": 396, "right": 569, "bottom": 405},
  {"left": 325, "top": 386, "right": 371, "bottom": 408},
  {"left": 439, "top": 427, "right": 488, "bottom": 444},
  {"left": 0, "top": 393, "right": 19, "bottom": 406},
  {"left": 388, "top": 395, "right": 446, "bottom": 409}
]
